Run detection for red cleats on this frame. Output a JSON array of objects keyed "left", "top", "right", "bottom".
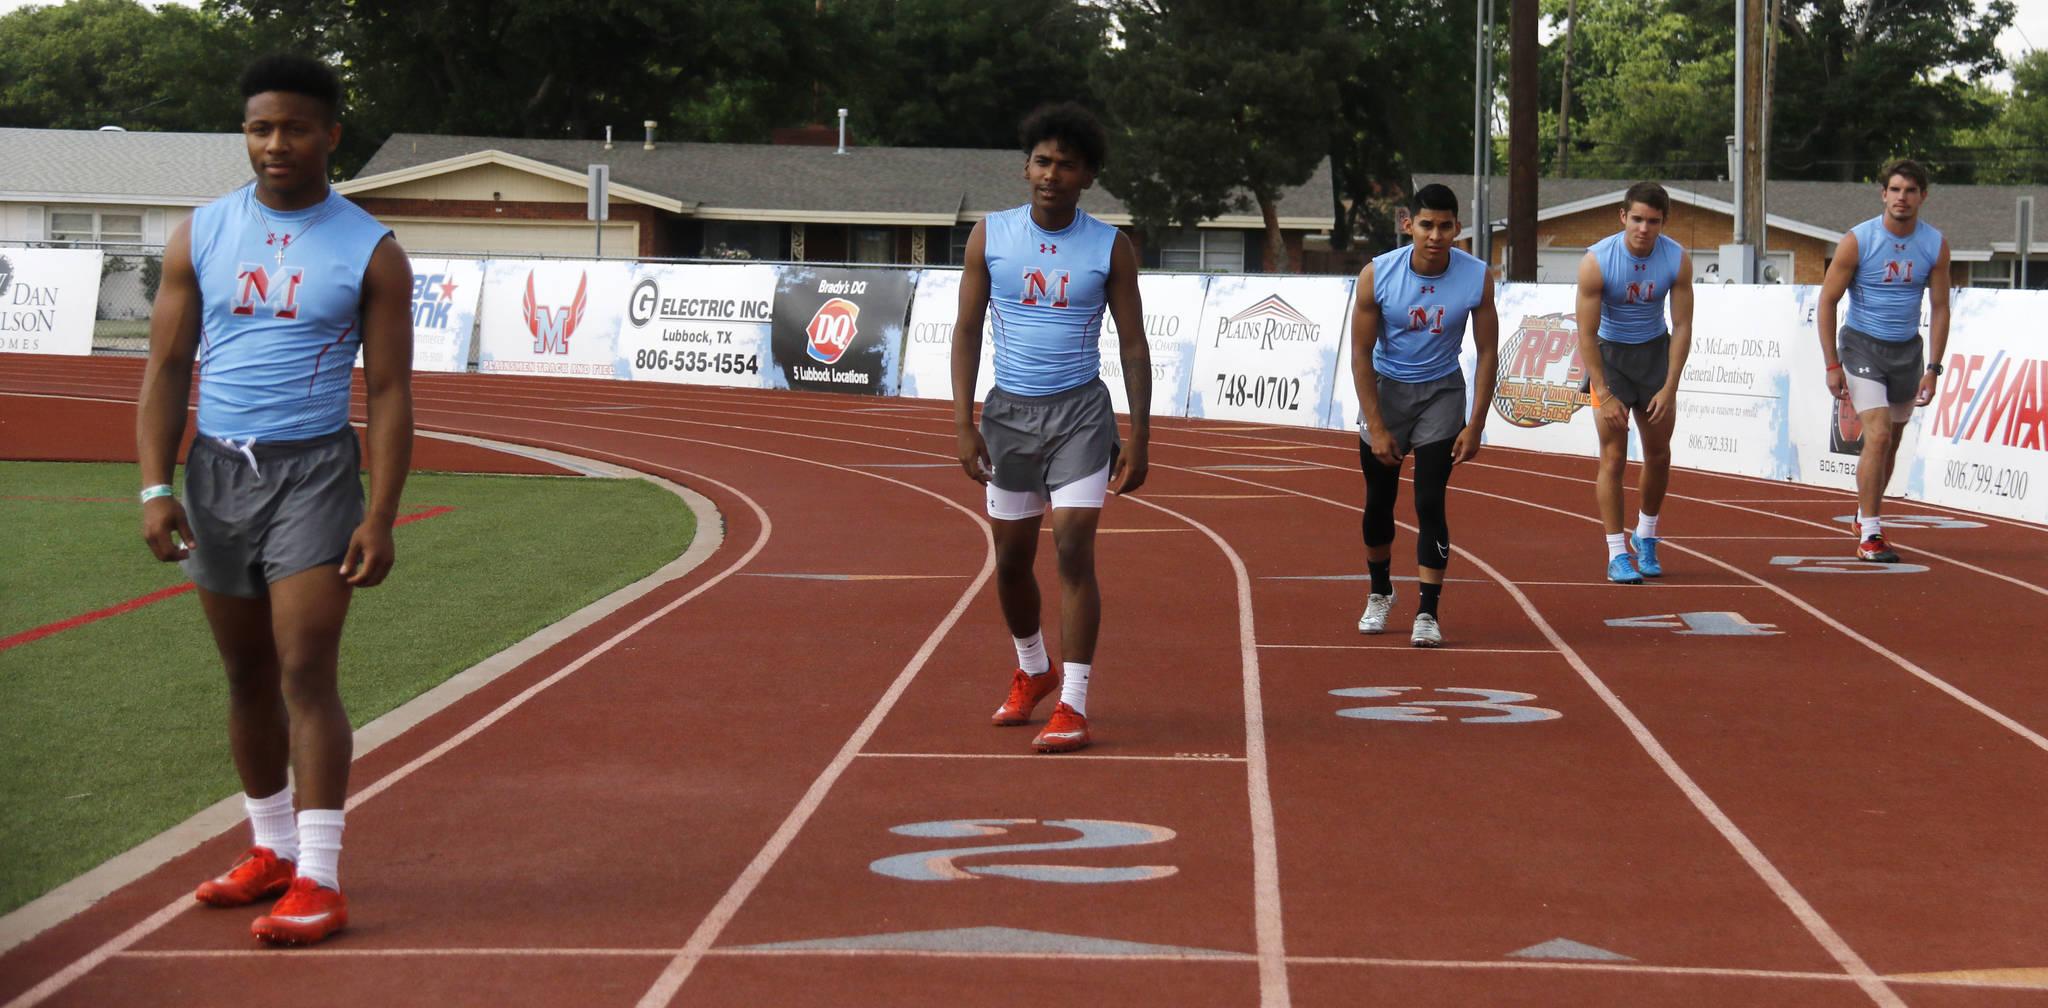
[
  {"left": 991, "top": 669, "right": 1058, "bottom": 726},
  {"left": 251, "top": 876, "right": 348, "bottom": 946},
  {"left": 193, "top": 846, "right": 295, "bottom": 907},
  {"left": 1033, "top": 702, "right": 1091, "bottom": 753},
  {"left": 1857, "top": 535, "right": 1901, "bottom": 563}
]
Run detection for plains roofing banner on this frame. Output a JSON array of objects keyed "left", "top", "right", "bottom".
[
  {"left": 1187, "top": 275, "right": 1351, "bottom": 426},
  {"left": 0, "top": 248, "right": 103, "bottom": 357},
  {"left": 769, "top": 266, "right": 913, "bottom": 395},
  {"left": 617, "top": 262, "right": 776, "bottom": 387},
  {"left": 477, "top": 259, "right": 631, "bottom": 378}
]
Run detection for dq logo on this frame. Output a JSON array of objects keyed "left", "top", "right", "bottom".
[
  {"left": 1491, "top": 312, "right": 1590, "bottom": 428},
  {"left": 232, "top": 264, "right": 306, "bottom": 319},
  {"left": 523, "top": 271, "right": 588, "bottom": 355},
  {"left": 805, "top": 296, "right": 860, "bottom": 364}
]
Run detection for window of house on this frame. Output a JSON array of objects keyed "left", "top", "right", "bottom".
[
  {"left": 1157, "top": 227, "right": 1246, "bottom": 273},
  {"left": 1970, "top": 259, "right": 2012, "bottom": 288},
  {"left": 700, "top": 220, "right": 777, "bottom": 260},
  {"left": 46, "top": 208, "right": 145, "bottom": 246},
  {"left": 948, "top": 225, "right": 972, "bottom": 265},
  {"left": 853, "top": 227, "right": 894, "bottom": 264}
]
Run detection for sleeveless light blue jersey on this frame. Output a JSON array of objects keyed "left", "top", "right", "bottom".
[
  {"left": 1591, "top": 231, "right": 1682, "bottom": 345},
  {"left": 1843, "top": 215, "right": 1943, "bottom": 343},
  {"left": 1371, "top": 244, "right": 1487, "bottom": 383},
  {"left": 190, "top": 184, "right": 391, "bottom": 441},
  {"left": 984, "top": 204, "right": 1117, "bottom": 396}
]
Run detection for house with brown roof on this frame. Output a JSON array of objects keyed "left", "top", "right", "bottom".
[{"left": 339, "top": 130, "right": 1337, "bottom": 272}]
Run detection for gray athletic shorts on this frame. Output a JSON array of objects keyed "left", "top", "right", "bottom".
[
  {"left": 1582, "top": 334, "right": 1671, "bottom": 411},
  {"left": 1359, "top": 372, "right": 1466, "bottom": 454},
  {"left": 180, "top": 425, "right": 364, "bottom": 598},
  {"left": 1838, "top": 324, "right": 1923, "bottom": 421},
  {"left": 981, "top": 379, "right": 1119, "bottom": 504}
]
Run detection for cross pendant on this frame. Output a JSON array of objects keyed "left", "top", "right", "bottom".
[{"left": 274, "top": 240, "right": 287, "bottom": 267}]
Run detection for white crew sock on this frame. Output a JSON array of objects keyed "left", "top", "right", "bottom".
[
  {"left": 1059, "top": 662, "right": 1091, "bottom": 715},
  {"left": 1013, "top": 631, "right": 1050, "bottom": 677},
  {"left": 245, "top": 787, "right": 298, "bottom": 863},
  {"left": 1860, "top": 516, "right": 1883, "bottom": 540},
  {"left": 1635, "top": 512, "right": 1661, "bottom": 539},
  {"left": 295, "top": 809, "right": 346, "bottom": 890},
  {"left": 1605, "top": 533, "right": 1629, "bottom": 560}
]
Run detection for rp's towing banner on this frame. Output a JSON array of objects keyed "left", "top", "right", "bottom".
[
  {"left": 617, "top": 262, "right": 776, "bottom": 387},
  {"left": 477, "top": 260, "right": 630, "bottom": 378},
  {"left": 0, "top": 248, "right": 102, "bottom": 357},
  {"left": 769, "top": 266, "right": 913, "bottom": 395},
  {"left": 1187, "top": 274, "right": 1351, "bottom": 426}
]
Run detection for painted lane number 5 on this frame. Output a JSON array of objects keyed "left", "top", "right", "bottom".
[
  {"left": 869, "top": 819, "right": 1178, "bottom": 883},
  {"left": 1330, "top": 686, "right": 1562, "bottom": 724}
]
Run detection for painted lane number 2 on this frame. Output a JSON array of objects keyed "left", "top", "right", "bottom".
[
  {"left": 1329, "top": 686, "right": 1561, "bottom": 724},
  {"left": 869, "top": 819, "right": 1177, "bottom": 883}
]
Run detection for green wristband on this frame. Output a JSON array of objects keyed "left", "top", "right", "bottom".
[{"left": 139, "top": 484, "right": 175, "bottom": 503}]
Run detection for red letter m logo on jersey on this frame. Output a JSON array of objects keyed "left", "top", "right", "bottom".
[
  {"left": 1407, "top": 305, "right": 1446, "bottom": 334},
  {"left": 1021, "top": 268, "right": 1071, "bottom": 308},
  {"left": 232, "top": 263, "right": 305, "bottom": 319},
  {"left": 523, "top": 270, "right": 589, "bottom": 354},
  {"left": 1884, "top": 260, "right": 1914, "bottom": 284},
  {"left": 1625, "top": 281, "right": 1657, "bottom": 304}
]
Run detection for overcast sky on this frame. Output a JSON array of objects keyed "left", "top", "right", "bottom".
[{"left": 2, "top": 0, "right": 2043, "bottom": 83}]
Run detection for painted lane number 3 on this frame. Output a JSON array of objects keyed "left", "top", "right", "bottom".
[
  {"left": 869, "top": 819, "right": 1177, "bottom": 883},
  {"left": 1330, "top": 686, "right": 1562, "bottom": 724}
]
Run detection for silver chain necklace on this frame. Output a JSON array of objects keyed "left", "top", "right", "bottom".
[{"left": 249, "top": 188, "right": 334, "bottom": 268}]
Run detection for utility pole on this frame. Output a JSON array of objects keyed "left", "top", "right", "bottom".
[
  {"left": 1508, "top": 0, "right": 1537, "bottom": 281},
  {"left": 1556, "top": 0, "right": 1576, "bottom": 178},
  {"left": 1472, "top": 0, "right": 1494, "bottom": 265},
  {"left": 1726, "top": 0, "right": 1766, "bottom": 281}
]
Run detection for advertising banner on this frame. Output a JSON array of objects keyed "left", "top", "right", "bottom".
[
  {"left": 617, "top": 262, "right": 776, "bottom": 387},
  {"left": 769, "top": 266, "right": 913, "bottom": 395},
  {"left": 477, "top": 259, "right": 631, "bottom": 378},
  {"left": 1187, "top": 275, "right": 1351, "bottom": 426},
  {"left": 0, "top": 248, "right": 103, "bottom": 356},
  {"left": 355, "top": 257, "right": 483, "bottom": 373},
  {"left": 1907, "top": 287, "right": 2048, "bottom": 522},
  {"left": 899, "top": 268, "right": 993, "bottom": 401}
]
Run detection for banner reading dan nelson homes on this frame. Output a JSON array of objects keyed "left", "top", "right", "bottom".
[
  {"left": 0, "top": 248, "right": 103, "bottom": 357},
  {"left": 1187, "top": 274, "right": 1351, "bottom": 427},
  {"left": 769, "top": 266, "right": 913, "bottom": 395},
  {"left": 617, "top": 263, "right": 775, "bottom": 387},
  {"left": 477, "top": 259, "right": 630, "bottom": 378}
]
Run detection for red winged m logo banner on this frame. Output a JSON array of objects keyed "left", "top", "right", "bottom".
[{"left": 524, "top": 271, "right": 589, "bottom": 355}]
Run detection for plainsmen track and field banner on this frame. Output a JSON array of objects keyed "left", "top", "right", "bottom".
[
  {"left": 43, "top": 250, "right": 2043, "bottom": 522},
  {"left": 0, "top": 247, "right": 104, "bottom": 357},
  {"left": 768, "top": 265, "right": 914, "bottom": 396}
]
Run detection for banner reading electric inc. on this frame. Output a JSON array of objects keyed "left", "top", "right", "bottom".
[
  {"left": 1187, "top": 274, "right": 1351, "bottom": 426},
  {"left": 617, "top": 263, "right": 776, "bottom": 387},
  {"left": 476, "top": 259, "right": 631, "bottom": 378},
  {"left": 1907, "top": 287, "right": 2048, "bottom": 522},
  {"left": 0, "top": 248, "right": 103, "bottom": 356},
  {"left": 769, "top": 266, "right": 913, "bottom": 395},
  {"left": 355, "top": 258, "right": 483, "bottom": 373},
  {"left": 897, "top": 268, "right": 1207, "bottom": 417}
]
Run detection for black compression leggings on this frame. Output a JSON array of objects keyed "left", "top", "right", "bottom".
[{"left": 1359, "top": 437, "right": 1456, "bottom": 571}]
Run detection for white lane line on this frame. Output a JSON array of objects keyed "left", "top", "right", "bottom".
[
  {"left": 1160, "top": 463, "right": 1908, "bottom": 1008},
  {"left": 1123, "top": 493, "right": 1291, "bottom": 1008},
  {"left": 1258, "top": 644, "right": 1560, "bottom": 654},
  {"left": 857, "top": 752, "right": 1246, "bottom": 763},
  {"left": 5, "top": 454, "right": 770, "bottom": 1008}
]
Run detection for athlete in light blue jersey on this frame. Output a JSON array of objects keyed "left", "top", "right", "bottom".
[
  {"left": 952, "top": 104, "right": 1149, "bottom": 754},
  {"left": 136, "top": 55, "right": 415, "bottom": 945},
  {"left": 1574, "top": 182, "right": 1694, "bottom": 583},
  {"left": 1816, "top": 158, "right": 1952, "bottom": 563},
  {"left": 1349, "top": 183, "right": 1500, "bottom": 647}
]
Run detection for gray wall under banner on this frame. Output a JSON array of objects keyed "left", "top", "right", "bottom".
[{"left": 768, "top": 266, "right": 914, "bottom": 396}]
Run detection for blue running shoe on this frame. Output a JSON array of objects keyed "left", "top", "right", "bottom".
[
  {"left": 1629, "top": 533, "right": 1663, "bottom": 577},
  {"left": 1606, "top": 553, "right": 1644, "bottom": 584}
]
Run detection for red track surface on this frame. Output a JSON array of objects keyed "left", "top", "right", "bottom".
[{"left": 3, "top": 354, "right": 2046, "bottom": 1007}]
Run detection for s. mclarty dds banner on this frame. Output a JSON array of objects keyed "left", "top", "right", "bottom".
[{"left": 0, "top": 248, "right": 103, "bottom": 357}]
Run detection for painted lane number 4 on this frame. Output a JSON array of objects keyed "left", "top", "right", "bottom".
[
  {"left": 869, "top": 819, "right": 1177, "bottom": 883},
  {"left": 1605, "top": 611, "right": 1782, "bottom": 636},
  {"left": 1329, "top": 686, "right": 1561, "bottom": 724}
]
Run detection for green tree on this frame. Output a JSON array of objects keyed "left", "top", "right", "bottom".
[
  {"left": 1946, "top": 51, "right": 2048, "bottom": 184},
  {"left": 1330, "top": 0, "right": 1483, "bottom": 251},
  {"left": 834, "top": 0, "right": 1111, "bottom": 150},
  {"left": 0, "top": 0, "right": 254, "bottom": 133},
  {"left": 1096, "top": 0, "right": 1350, "bottom": 271}
]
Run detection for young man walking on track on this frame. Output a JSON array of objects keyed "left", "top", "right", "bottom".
[
  {"left": 1350, "top": 183, "right": 1499, "bottom": 647},
  {"left": 135, "top": 54, "right": 415, "bottom": 945},
  {"left": 1574, "top": 182, "right": 1694, "bottom": 584},
  {"left": 951, "top": 103, "right": 1150, "bottom": 754},
  {"left": 1815, "top": 158, "right": 1950, "bottom": 563}
]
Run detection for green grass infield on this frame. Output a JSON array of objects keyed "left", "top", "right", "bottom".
[{"left": 0, "top": 461, "right": 695, "bottom": 916}]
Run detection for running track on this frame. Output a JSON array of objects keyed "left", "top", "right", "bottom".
[{"left": 3, "top": 354, "right": 2047, "bottom": 1007}]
